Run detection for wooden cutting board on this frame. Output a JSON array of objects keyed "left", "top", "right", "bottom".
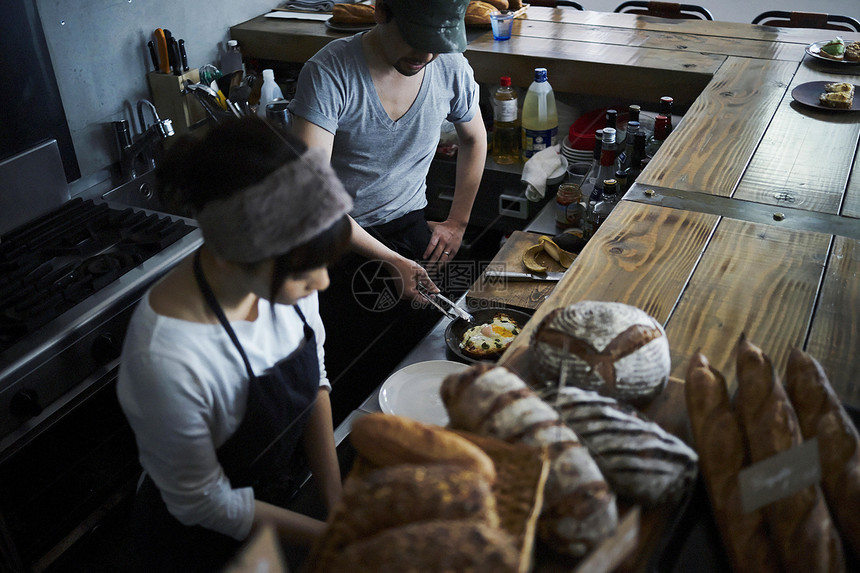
[{"left": 466, "top": 230, "right": 568, "bottom": 311}]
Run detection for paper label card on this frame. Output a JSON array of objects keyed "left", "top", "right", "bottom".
[{"left": 738, "top": 438, "right": 821, "bottom": 514}]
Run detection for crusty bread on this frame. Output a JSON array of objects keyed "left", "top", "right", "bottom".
[
  {"left": 531, "top": 301, "right": 670, "bottom": 404},
  {"left": 483, "top": 0, "right": 509, "bottom": 10},
  {"left": 549, "top": 385, "right": 698, "bottom": 507},
  {"left": 735, "top": 336, "right": 846, "bottom": 573},
  {"left": 785, "top": 347, "right": 860, "bottom": 560},
  {"left": 465, "top": 1, "right": 499, "bottom": 27},
  {"left": 845, "top": 42, "right": 860, "bottom": 62},
  {"left": 349, "top": 413, "right": 497, "bottom": 483},
  {"left": 441, "top": 364, "right": 617, "bottom": 557},
  {"left": 328, "top": 520, "right": 521, "bottom": 573},
  {"left": 306, "top": 463, "right": 499, "bottom": 570},
  {"left": 330, "top": 3, "right": 375, "bottom": 25},
  {"left": 684, "top": 352, "right": 780, "bottom": 573}
]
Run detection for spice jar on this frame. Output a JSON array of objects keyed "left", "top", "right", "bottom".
[{"left": 555, "top": 183, "right": 585, "bottom": 229}]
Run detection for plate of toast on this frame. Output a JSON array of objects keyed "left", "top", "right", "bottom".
[
  {"left": 791, "top": 81, "right": 859, "bottom": 111},
  {"left": 805, "top": 39, "right": 860, "bottom": 64}
]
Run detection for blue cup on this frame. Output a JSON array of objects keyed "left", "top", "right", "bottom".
[{"left": 490, "top": 11, "right": 514, "bottom": 41}]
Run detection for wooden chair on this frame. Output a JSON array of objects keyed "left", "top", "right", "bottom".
[
  {"left": 751, "top": 11, "right": 860, "bottom": 33},
  {"left": 614, "top": 1, "right": 713, "bottom": 20},
  {"left": 528, "top": 1, "right": 584, "bottom": 9}
]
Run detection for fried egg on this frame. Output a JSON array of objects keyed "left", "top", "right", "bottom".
[{"left": 460, "top": 313, "right": 520, "bottom": 357}]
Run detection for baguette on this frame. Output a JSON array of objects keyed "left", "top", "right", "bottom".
[
  {"left": 441, "top": 364, "right": 617, "bottom": 557},
  {"left": 348, "top": 413, "right": 496, "bottom": 483},
  {"left": 785, "top": 347, "right": 860, "bottom": 559},
  {"left": 684, "top": 352, "right": 780, "bottom": 573},
  {"left": 330, "top": 3, "right": 375, "bottom": 25},
  {"left": 735, "top": 336, "right": 846, "bottom": 573}
]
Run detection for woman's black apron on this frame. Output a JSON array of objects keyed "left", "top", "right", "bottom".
[{"left": 130, "top": 250, "right": 319, "bottom": 572}]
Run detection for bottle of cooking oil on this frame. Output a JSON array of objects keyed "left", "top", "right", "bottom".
[
  {"left": 492, "top": 76, "right": 519, "bottom": 164},
  {"left": 521, "top": 67, "right": 558, "bottom": 161}
]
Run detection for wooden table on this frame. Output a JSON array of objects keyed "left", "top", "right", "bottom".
[{"left": 231, "top": 8, "right": 860, "bottom": 407}]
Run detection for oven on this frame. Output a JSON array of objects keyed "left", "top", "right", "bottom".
[{"left": 0, "top": 170, "right": 202, "bottom": 571}]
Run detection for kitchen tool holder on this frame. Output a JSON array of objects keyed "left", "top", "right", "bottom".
[{"left": 147, "top": 69, "right": 208, "bottom": 136}]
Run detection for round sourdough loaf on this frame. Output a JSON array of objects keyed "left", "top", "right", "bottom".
[{"left": 531, "top": 301, "right": 670, "bottom": 404}]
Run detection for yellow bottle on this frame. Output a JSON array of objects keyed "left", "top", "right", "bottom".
[{"left": 492, "top": 76, "right": 519, "bottom": 164}]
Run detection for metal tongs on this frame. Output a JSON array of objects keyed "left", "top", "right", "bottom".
[{"left": 417, "top": 283, "right": 476, "bottom": 323}]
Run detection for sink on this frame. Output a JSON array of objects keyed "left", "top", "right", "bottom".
[{"left": 101, "top": 170, "right": 172, "bottom": 214}]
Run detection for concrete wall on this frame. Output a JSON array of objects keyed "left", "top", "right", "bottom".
[
  {"left": 35, "top": 0, "right": 858, "bottom": 197},
  {"left": 36, "top": 0, "right": 279, "bottom": 197}
]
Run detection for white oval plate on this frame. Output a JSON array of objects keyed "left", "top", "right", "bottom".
[{"left": 378, "top": 360, "right": 468, "bottom": 426}]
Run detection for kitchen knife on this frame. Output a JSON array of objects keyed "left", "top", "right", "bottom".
[
  {"left": 153, "top": 29, "right": 170, "bottom": 74},
  {"left": 147, "top": 40, "right": 159, "bottom": 71},
  {"left": 178, "top": 39, "right": 189, "bottom": 72},
  {"left": 169, "top": 37, "right": 183, "bottom": 75},
  {"left": 483, "top": 270, "right": 565, "bottom": 282}
]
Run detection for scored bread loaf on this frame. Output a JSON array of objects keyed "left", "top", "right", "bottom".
[
  {"left": 546, "top": 385, "right": 698, "bottom": 506},
  {"left": 735, "top": 336, "right": 846, "bottom": 573},
  {"left": 531, "top": 301, "right": 670, "bottom": 404},
  {"left": 330, "top": 3, "right": 375, "bottom": 25},
  {"left": 349, "top": 413, "right": 496, "bottom": 483},
  {"left": 684, "top": 352, "right": 780, "bottom": 573},
  {"left": 327, "top": 520, "right": 521, "bottom": 573},
  {"left": 441, "top": 364, "right": 617, "bottom": 557},
  {"left": 785, "top": 347, "right": 860, "bottom": 560}
]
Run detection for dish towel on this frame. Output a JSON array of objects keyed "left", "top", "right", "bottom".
[
  {"left": 521, "top": 145, "right": 563, "bottom": 201},
  {"left": 279, "top": 0, "right": 356, "bottom": 12}
]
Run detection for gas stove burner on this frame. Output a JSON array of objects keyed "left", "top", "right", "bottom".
[{"left": 0, "top": 198, "right": 196, "bottom": 355}]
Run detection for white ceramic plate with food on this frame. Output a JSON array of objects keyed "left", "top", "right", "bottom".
[
  {"left": 378, "top": 360, "right": 468, "bottom": 425},
  {"left": 805, "top": 40, "right": 860, "bottom": 65}
]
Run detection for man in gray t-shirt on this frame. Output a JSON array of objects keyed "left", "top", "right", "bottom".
[{"left": 289, "top": 0, "right": 486, "bottom": 301}]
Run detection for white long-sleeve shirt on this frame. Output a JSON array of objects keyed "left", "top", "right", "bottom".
[{"left": 117, "top": 290, "right": 329, "bottom": 540}]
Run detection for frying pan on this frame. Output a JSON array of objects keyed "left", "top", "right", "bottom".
[{"left": 444, "top": 307, "right": 534, "bottom": 365}]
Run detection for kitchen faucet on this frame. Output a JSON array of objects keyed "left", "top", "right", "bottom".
[{"left": 114, "top": 99, "right": 174, "bottom": 181}]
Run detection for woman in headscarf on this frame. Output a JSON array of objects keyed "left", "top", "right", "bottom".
[{"left": 117, "top": 117, "right": 352, "bottom": 571}]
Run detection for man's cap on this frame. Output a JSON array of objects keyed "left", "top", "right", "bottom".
[{"left": 386, "top": 0, "right": 470, "bottom": 54}]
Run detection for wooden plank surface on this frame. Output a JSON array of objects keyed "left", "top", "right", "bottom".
[
  {"left": 733, "top": 64, "right": 860, "bottom": 215},
  {"left": 466, "top": 35, "right": 720, "bottom": 105},
  {"left": 664, "top": 217, "right": 830, "bottom": 387},
  {"left": 501, "top": 201, "right": 719, "bottom": 361},
  {"left": 846, "top": 143, "right": 860, "bottom": 219},
  {"left": 637, "top": 56, "right": 796, "bottom": 196},
  {"left": 513, "top": 19, "right": 804, "bottom": 61},
  {"left": 520, "top": 7, "right": 860, "bottom": 45},
  {"left": 805, "top": 235, "right": 860, "bottom": 410},
  {"left": 466, "top": 231, "right": 564, "bottom": 311}
]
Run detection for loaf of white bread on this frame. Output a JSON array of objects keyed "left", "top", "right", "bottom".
[
  {"left": 546, "top": 385, "right": 698, "bottom": 506},
  {"left": 734, "top": 336, "right": 846, "bottom": 572},
  {"left": 785, "top": 347, "right": 860, "bottom": 561},
  {"left": 441, "top": 363, "right": 618, "bottom": 557}
]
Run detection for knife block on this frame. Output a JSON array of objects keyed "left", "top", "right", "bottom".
[{"left": 147, "top": 69, "right": 207, "bottom": 137}]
